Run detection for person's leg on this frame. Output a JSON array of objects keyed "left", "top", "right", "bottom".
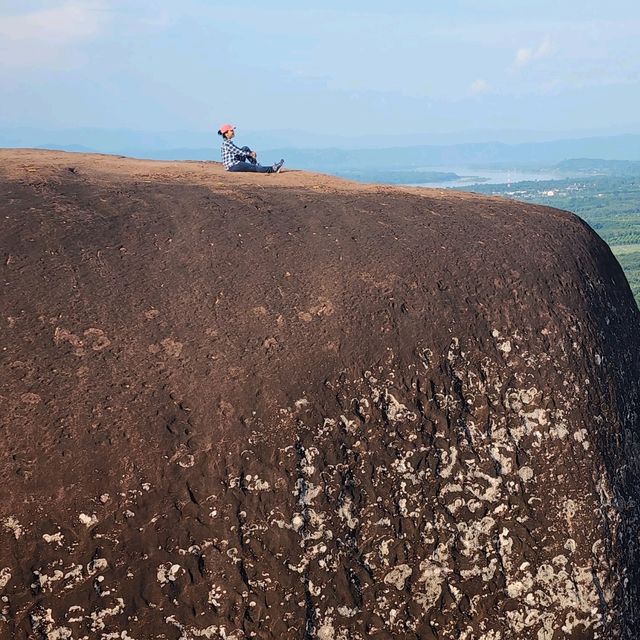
[
  {"left": 228, "top": 161, "right": 272, "bottom": 173},
  {"left": 240, "top": 146, "right": 257, "bottom": 164}
]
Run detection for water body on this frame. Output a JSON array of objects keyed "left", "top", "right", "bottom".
[{"left": 406, "top": 166, "right": 568, "bottom": 189}]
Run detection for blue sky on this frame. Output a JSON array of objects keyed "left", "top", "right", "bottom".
[{"left": 1, "top": 0, "right": 640, "bottom": 139}]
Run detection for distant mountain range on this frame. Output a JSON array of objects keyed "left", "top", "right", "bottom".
[
  {"left": 259, "top": 136, "right": 640, "bottom": 171},
  {"left": 2, "top": 127, "right": 640, "bottom": 171}
]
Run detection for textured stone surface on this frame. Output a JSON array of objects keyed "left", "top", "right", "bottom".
[{"left": 0, "top": 150, "right": 639, "bottom": 639}]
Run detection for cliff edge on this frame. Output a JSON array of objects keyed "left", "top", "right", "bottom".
[{"left": 1, "top": 150, "right": 639, "bottom": 639}]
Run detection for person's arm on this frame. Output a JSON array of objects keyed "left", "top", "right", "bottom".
[
  {"left": 242, "top": 146, "right": 257, "bottom": 160},
  {"left": 229, "top": 140, "right": 254, "bottom": 160}
]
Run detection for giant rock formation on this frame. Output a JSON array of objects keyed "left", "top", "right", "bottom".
[{"left": 1, "top": 149, "right": 639, "bottom": 639}]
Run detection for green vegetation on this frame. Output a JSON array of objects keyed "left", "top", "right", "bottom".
[
  {"left": 611, "top": 246, "right": 640, "bottom": 302},
  {"left": 463, "top": 175, "right": 640, "bottom": 306}
]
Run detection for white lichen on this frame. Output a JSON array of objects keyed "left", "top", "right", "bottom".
[
  {"left": 383, "top": 564, "right": 412, "bottom": 591},
  {"left": 3, "top": 516, "right": 23, "bottom": 539},
  {"left": 79, "top": 513, "right": 98, "bottom": 528}
]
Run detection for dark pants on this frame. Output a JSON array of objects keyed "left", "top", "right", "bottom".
[{"left": 228, "top": 161, "right": 272, "bottom": 173}]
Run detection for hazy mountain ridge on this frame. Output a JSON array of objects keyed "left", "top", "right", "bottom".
[
  {"left": 2, "top": 128, "right": 640, "bottom": 168},
  {"left": 3, "top": 125, "right": 640, "bottom": 152},
  {"left": 261, "top": 135, "right": 640, "bottom": 171},
  {"left": 554, "top": 158, "right": 640, "bottom": 176}
]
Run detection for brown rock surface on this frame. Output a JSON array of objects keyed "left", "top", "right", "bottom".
[{"left": 0, "top": 149, "right": 639, "bottom": 639}]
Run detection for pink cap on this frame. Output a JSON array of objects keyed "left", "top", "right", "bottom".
[{"left": 219, "top": 123, "right": 235, "bottom": 133}]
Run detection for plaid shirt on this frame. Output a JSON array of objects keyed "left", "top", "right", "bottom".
[{"left": 221, "top": 138, "right": 251, "bottom": 169}]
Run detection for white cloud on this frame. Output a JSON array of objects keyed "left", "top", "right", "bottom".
[
  {"left": 514, "top": 47, "right": 533, "bottom": 66},
  {"left": 0, "top": 2, "right": 107, "bottom": 69},
  {"left": 513, "top": 37, "right": 553, "bottom": 67},
  {"left": 535, "top": 37, "right": 553, "bottom": 59},
  {"left": 470, "top": 78, "right": 490, "bottom": 95}
]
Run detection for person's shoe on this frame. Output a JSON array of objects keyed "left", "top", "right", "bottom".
[{"left": 272, "top": 159, "right": 284, "bottom": 173}]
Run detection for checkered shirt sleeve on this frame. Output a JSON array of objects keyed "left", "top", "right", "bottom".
[{"left": 221, "top": 139, "right": 249, "bottom": 169}]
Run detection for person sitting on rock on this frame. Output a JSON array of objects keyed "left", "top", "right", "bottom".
[{"left": 218, "top": 124, "right": 284, "bottom": 174}]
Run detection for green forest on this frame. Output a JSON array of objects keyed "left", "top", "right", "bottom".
[{"left": 464, "top": 175, "right": 640, "bottom": 307}]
